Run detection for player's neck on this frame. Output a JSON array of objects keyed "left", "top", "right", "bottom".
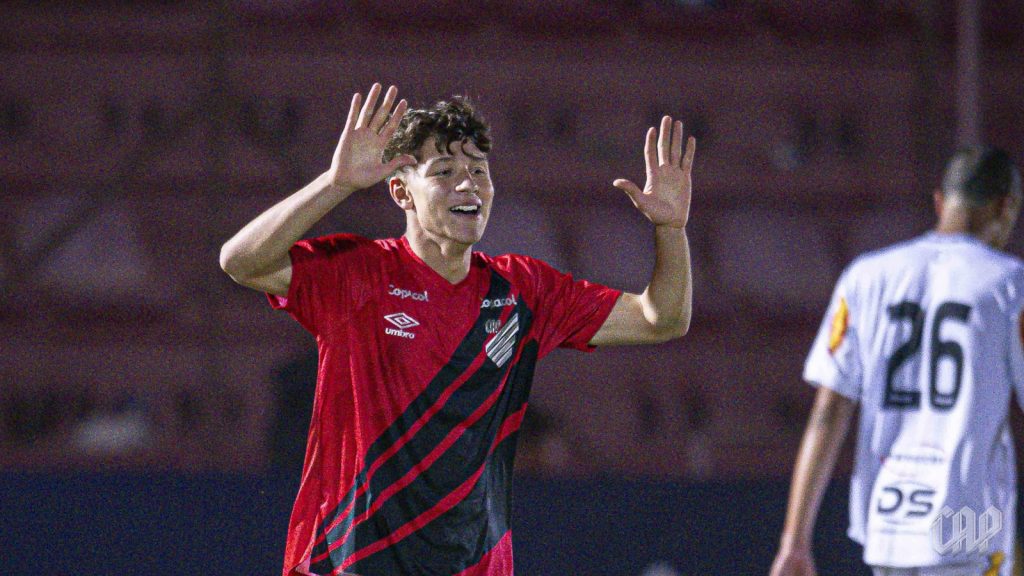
[
  {"left": 935, "top": 207, "right": 1001, "bottom": 247},
  {"left": 934, "top": 210, "right": 971, "bottom": 236},
  {"left": 404, "top": 229, "right": 473, "bottom": 284}
]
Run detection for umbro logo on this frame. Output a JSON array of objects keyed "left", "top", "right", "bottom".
[
  {"left": 385, "top": 312, "right": 419, "bottom": 329},
  {"left": 384, "top": 312, "right": 419, "bottom": 339}
]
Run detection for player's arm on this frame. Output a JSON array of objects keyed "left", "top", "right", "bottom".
[
  {"left": 218, "top": 83, "right": 415, "bottom": 296},
  {"left": 770, "top": 386, "right": 857, "bottom": 576},
  {"left": 589, "top": 117, "right": 695, "bottom": 346}
]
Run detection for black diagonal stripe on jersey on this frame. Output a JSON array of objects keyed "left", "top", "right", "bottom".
[
  {"left": 347, "top": 430, "right": 523, "bottom": 576},
  {"left": 309, "top": 270, "right": 515, "bottom": 565},
  {"left": 311, "top": 304, "right": 536, "bottom": 575},
  {"left": 314, "top": 348, "right": 515, "bottom": 574},
  {"left": 312, "top": 301, "right": 533, "bottom": 572},
  {"left": 317, "top": 316, "right": 529, "bottom": 568},
  {"left": 328, "top": 339, "right": 539, "bottom": 576}
]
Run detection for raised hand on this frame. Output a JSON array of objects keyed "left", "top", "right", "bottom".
[
  {"left": 327, "top": 83, "right": 417, "bottom": 192},
  {"left": 613, "top": 116, "right": 696, "bottom": 229}
]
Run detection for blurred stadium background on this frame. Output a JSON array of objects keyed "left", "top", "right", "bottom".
[{"left": 1, "top": 1, "right": 1022, "bottom": 574}]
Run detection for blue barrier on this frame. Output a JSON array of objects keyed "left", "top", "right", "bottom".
[{"left": 1, "top": 474, "right": 869, "bottom": 575}]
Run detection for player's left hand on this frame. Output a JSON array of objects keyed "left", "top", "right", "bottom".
[{"left": 613, "top": 116, "right": 696, "bottom": 229}]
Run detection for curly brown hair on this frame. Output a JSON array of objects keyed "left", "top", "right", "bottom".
[{"left": 382, "top": 97, "right": 491, "bottom": 164}]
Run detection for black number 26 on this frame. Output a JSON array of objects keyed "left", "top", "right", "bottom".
[{"left": 884, "top": 301, "right": 971, "bottom": 410}]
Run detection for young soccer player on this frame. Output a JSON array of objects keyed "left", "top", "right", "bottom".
[
  {"left": 219, "top": 83, "right": 696, "bottom": 576},
  {"left": 771, "top": 147, "right": 1024, "bottom": 576}
]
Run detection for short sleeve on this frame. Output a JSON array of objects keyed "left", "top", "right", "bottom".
[
  {"left": 515, "top": 256, "right": 621, "bottom": 358},
  {"left": 267, "top": 234, "right": 376, "bottom": 336},
  {"left": 803, "top": 268, "right": 862, "bottom": 400}
]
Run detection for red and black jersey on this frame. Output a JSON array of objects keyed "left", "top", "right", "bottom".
[{"left": 268, "top": 234, "right": 620, "bottom": 576}]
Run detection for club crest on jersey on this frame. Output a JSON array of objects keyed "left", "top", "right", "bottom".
[
  {"left": 828, "top": 297, "right": 849, "bottom": 354},
  {"left": 485, "top": 313, "right": 519, "bottom": 367},
  {"left": 384, "top": 312, "right": 419, "bottom": 339},
  {"left": 481, "top": 295, "right": 517, "bottom": 309}
]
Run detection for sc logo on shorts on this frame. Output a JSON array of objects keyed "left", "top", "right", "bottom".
[{"left": 875, "top": 481, "right": 935, "bottom": 524}]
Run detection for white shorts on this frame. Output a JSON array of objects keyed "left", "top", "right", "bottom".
[{"left": 871, "top": 556, "right": 1007, "bottom": 576}]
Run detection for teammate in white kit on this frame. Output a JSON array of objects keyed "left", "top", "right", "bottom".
[{"left": 770, "top": 147, "right": 1024, "bottom": 576}]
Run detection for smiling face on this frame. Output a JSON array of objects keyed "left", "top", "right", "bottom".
[{"left": 390, "top": 137, "right": 494, "bottom": 249}]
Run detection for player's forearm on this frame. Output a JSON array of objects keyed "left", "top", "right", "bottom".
[
  {"left": 779, "top": 388, "right": 856, "bottom": 550},
  {"left": 219, "top": 171, "right": 356, "bottom": 279},
  {"left": 638, "top": 225, "right": 692, "bottom": 337}
]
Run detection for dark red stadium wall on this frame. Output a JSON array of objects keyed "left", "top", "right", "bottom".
[{"left": 3, "top": 3, "right": 1024, "bottom": 476}]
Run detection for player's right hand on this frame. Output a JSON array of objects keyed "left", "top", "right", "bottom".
[
  {"left": 327, "top": 83, "right": 417, "bottom": 192},
  {"left": 769, "top": 548, "right": 817, "bottom": 576}
]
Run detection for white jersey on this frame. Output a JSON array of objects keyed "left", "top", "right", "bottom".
[{"left": 805, "top": 232, "right": 1024, "bottom": 571}]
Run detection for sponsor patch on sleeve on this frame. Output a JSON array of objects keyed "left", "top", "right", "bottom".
[
  {"left": 828, "top": 297, "right": 849, "bottom": 355},
  {"left": 983, "top": 551, "right": 1005, "bottom": 576}
]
